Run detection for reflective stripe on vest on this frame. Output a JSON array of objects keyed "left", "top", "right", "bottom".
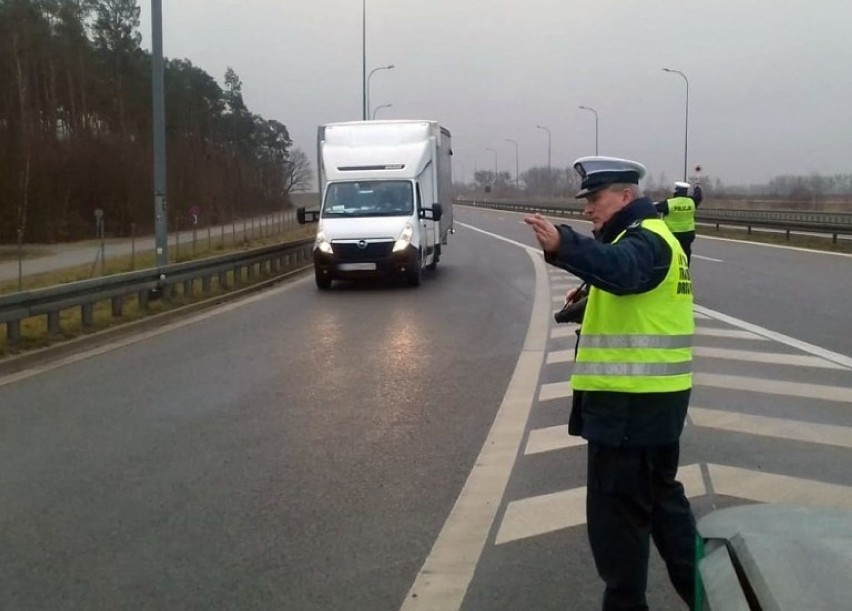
[
  {"left": 571, "top": 218, "right": 694, "bottom": 393},
  {"left": 663, "top": 196, "right": 696, "bottom": 233}
]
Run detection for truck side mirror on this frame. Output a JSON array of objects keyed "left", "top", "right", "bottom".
[
  {"left": 297, "top": 207, "right": 319, "bottom": 224},
  {"left": 419, "top": 203, "right": 442, "bottom": 221}
]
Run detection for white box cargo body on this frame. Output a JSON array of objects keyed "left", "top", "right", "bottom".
[{"left": 301, "top": 120, "right": 453, "bottom": 289}]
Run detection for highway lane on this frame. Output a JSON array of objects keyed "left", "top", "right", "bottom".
[
  {"left": 1, "top": 205, "right": 850, "bottom": 610},
  {"left": 463, "top": 205, "right": 852, "bottom": 356},
  {"left": 0, "top": 223, "right": 536, "bottom": 610}
]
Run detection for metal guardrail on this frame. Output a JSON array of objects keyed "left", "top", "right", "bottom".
[
  {"left": 0, "top": 238, "right": 314, "bottom": 344},
  {"left": 456, "top": 198, "right": 852, "bottom": 242}
]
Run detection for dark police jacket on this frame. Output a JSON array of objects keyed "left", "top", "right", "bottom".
[{"left": 545, "top": 197, "right": 690, "bottom": 447}]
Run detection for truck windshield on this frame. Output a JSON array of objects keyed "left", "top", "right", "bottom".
[{"left": 322, "top": 181, "right": 413, "bottom": 218}]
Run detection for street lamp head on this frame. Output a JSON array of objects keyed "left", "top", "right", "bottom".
[{"left": 387, "top": 64, "right": 395, "bottom": 69}]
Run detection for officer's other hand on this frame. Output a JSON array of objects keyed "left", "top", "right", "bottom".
[
  {"left": 565, "top": 287, "right": 581, "bottom": 304},
  {"left": 524, "top": 213, "right": 560, "bottom": 254}
]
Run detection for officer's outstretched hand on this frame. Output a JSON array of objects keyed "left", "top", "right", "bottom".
[{"left": 524, "top": 213, "right": 560, "bottom": 254}]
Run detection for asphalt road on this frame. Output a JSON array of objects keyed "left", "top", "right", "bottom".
[{"left": 1, "top": 205, "right": 850, "bottom": 610}]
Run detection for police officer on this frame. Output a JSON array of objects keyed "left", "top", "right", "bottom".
[
  {"left": 655, "top": 181, "right": 703, "bottom": 264},
  {"left": 525, "top": 157, "right": 696, "bottom": 611}
]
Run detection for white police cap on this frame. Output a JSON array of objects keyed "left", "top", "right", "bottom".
[
  {"left": 674, "top": 181, "right": 691, "bottom": 190},
  {"left": 573, "top": 156, "right": 647, "bottom": 198}
]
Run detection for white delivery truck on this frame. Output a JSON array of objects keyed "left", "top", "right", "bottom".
[{"left": 297, "top": 120, "right": 453, "bottom": 289}]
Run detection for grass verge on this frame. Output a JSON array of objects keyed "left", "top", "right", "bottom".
[{"left": 0, "top": 228, "right": 315, "bottom": 359}]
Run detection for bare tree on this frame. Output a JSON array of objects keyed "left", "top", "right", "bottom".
[{"left": 284, "top": 148, "right": 313, "bottom": 192}]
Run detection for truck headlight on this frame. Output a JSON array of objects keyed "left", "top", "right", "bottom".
[
  {"left": 393, "top": 222, "right": 414, "bottom": 252},
  {"left": 315, "top": 231, "right": 333, "bottom": 254}
]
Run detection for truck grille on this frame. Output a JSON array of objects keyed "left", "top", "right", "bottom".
[{"left": 333, "top": 241, "right": 394, "bottom": 261}]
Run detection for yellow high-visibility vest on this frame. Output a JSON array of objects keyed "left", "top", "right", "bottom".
[
  {"left": 571, "top": 219, "right": 693, "bottom": 393},
  {"left": 663, "top": 196, "right": 696, "bottom": 233}
]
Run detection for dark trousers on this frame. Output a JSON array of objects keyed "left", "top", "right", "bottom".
[
  {"left": 673, "top": 232, "right": 694, "bottom": 265},
  {"left": 586, "top": 442, "right": 696, "bottom": 611}
]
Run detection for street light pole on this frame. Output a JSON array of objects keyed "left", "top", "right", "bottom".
[
  {"left": 372, "top": 103, "right": 392, "bottom": 119},
  {"left": 663, "top": 67, "right": 689, "bottom": 181},
  {"left": 362, "top": 0, "right": 366, "bottom": 120},
  {"left": 151, "top": 0, "right": 168, "bottom": 267},
  {"left": 504, "top": 139, "right": 519, "bottom": 189},
  {"left": 367, "top": 64, "right": 394, "bottom": 120},
  {"left": 578, "top": 106, "right": 599, "bottom": 155},
  {"left": 536, "top": 125, "right": 551, "bottom": 173},
  {"left": 486, "top": 146, "right": 498, "bottom": 187}
]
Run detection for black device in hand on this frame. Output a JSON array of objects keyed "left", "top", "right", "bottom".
[{"left": 554, "top": 284, "right": 588, "bottom": 324}]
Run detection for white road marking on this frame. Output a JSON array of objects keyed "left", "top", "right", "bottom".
[
  {"left": 539, "top": 381, "right": 573, "bottom": 402},
  {"left": 494, "top": 462, "right": 852, "bottom": 545},
  {"left": 690, "top": 407, "right": 852, "bottom": 449},
  {"left": 695, "top": 373, "right": 852, "bottom": 404},
  {"left": 524, "top": 425, "right": 586, "bottom": 455},
  {"left": 695, "top": 326, "right": 768, "bottom": 340},
  {"left": 550, "top": 325, "right": 579, "bottom": 339},
  {"left": 698, "top": 234, "right": 852, "bottom": 258},
  {"left": 693, "top": 346, "right": 846, "bottom": 369},
  {"left": 695, "top": 305, "right": 852, "bottom": 370},
  {"left": 694, "top": 312, "right": 711, "bottom": 320},
  {"left": 546, "top": 349, "right": 574, "bottom": 365},
  {"left": 495, "top": 464, "right": 706, "bottom": 545},
  {"left": 400, "top": 243, "right": 549, "bottom": 611},
  {"left": 693, "top": 255, "right": 724, "bottom": 262},
  {"left": 707, "top": 464, "right": 852, "bottom": 508}
]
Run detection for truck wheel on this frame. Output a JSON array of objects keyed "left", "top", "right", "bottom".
[
  {"left": 407, "top": 252, "right": 422, "bottom": 286},
  {"left": 315, "top": 269, "right": 332, "bottom": 290},
  {"left": 426, "top": 245, "right": 440, "bottom": 270}
]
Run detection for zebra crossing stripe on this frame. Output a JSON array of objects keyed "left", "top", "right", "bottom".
[
  {"left": 705, "top": 464, "right": 852, "bottom": 508},
  {"left": 692, "top": 346, "right": 846, "bottom": 369},
  {"left": 550, "top": 325, "right": 579, "bottom": 339},
  {"left": 494, "top": 463, "right": 852, "bottom": 545},
  {"left": 539, "top": 381, "right": 572, "bottom": 402},
  {"left": 695, "top": 373, "right": 852, "bottom": 404},
  {"left": 495, "top": 464, "right": 707, "bottom": 545},
  {"left": 525, "top": 425, "right": 586, "bottom": 455},
  {"left": 689, "top": 407, "right": 852, "bottom": 449}
]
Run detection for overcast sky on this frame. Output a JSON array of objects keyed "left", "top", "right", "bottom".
[{"left": 139, "top": 0, "right": 852, "bottom": 187}]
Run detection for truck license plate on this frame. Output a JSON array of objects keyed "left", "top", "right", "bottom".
[{"left": 338, "top": 263, "right": 376, "bottom": 271}]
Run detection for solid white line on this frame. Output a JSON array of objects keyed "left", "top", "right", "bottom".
[
  {"left": 399, "top": 247, "right": 549, "bottom": 611},
  {"left": 693, "top": 346, "right": 845, "bottom": 369},
  {"left": 539, "top": 381, "right": 572, "bottom": 402},
  {"left": 694, "top": 305, "right": 852, "bottom": 369},
  {"left": 693, "top": 255, "right": 724, "bottom": 262},
  {"left": 690, "top": 407, "right": 852, "bottom": 449},
  {"left": 698, "top": 234, "right": 852, "bottom": 258},
  {"left": 524, "top": 425, "right": 586, "bottom": 455},
  {"left": 694, "top": 373, "right": 852, "bottom": 404}
]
